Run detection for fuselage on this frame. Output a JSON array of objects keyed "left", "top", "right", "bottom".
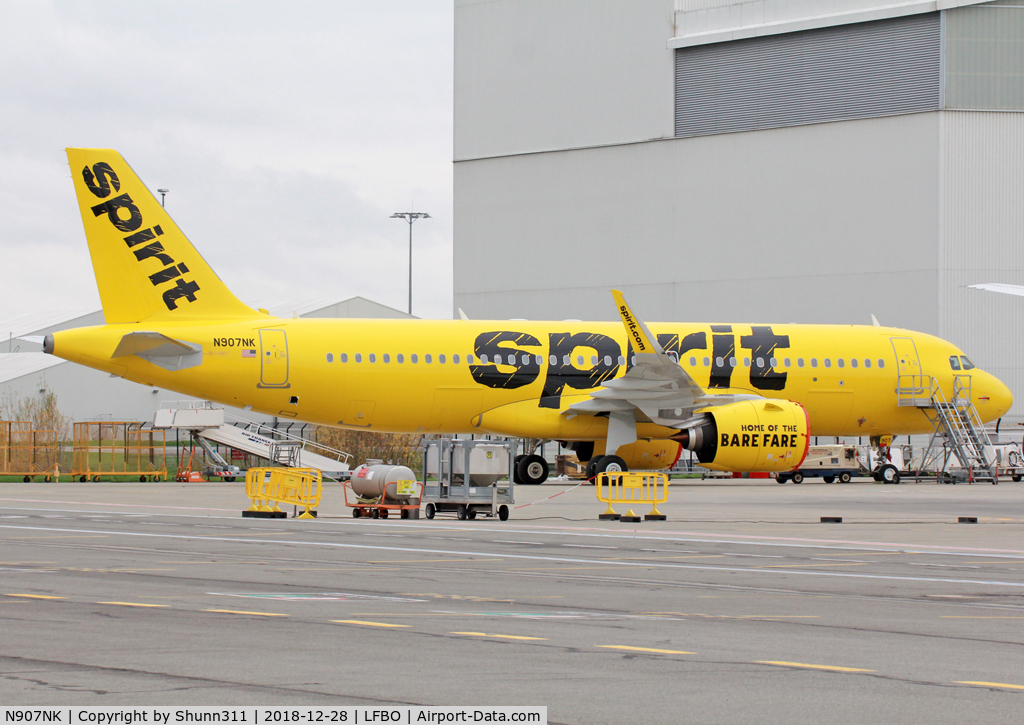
[{"left": 49, "top": 317, "right": 1013, "bottom": 441}]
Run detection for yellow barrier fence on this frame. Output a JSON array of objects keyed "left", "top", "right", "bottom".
[
  {"left": 595, "top": 471, "right": 669, "bottom": 522},
  {"left": 245, "top": 467, "right": 322, "bottom": 519}
]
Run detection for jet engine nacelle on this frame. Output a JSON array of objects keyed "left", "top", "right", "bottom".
[{"left": 675, "top": 399, "right": 809, "bottom": 473}]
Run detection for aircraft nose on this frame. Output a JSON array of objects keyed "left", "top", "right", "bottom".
[{"left": 976, "top": 371, "right": 1013, "bottom": 421}]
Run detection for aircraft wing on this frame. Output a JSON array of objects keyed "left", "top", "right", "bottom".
[
  {"left": 567, "top": 290, "right": 757, "bottom": 455},
  {"left": 968, "top": 283, "right": 1024, "bottom": 298}
]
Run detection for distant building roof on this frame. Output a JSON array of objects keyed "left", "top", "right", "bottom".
[{"left": 0, "top": 353, "right": 66, "bottom": 385}]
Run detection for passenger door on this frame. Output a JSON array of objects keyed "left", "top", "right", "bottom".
[
  {"left": 890, "top": 337, "right": 923, "bottom": 378},
  {"left": 258, "top": 329, "right": 289, "bottom": 388}
]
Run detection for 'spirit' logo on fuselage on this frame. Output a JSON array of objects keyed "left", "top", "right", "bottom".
[{"left": 82, "top": 162, "right": 201, "bottom": 311}]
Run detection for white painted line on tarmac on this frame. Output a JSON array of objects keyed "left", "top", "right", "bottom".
[{"left": 3, "top": 523, "right": 1024, "bottom": 589}]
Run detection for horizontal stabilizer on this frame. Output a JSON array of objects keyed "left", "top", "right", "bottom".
[{"left": 112, "top": 331, "right": 202, "bottom": 371}]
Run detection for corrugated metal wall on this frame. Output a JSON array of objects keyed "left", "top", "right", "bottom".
[
  {"left": 941, "top": 111, "right": 1024, "bottom": 421},
  {"left": 675, "top": 14, "right": 941, "bottom": 138},
  {"left": 945, "top": 2, "right": 1024, "bottom": 110}
]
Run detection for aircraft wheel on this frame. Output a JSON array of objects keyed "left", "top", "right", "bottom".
[
  {"left": 517, "top": 454, "right": 549, "bottom": 485},
  {"left": 457, "top": 504, "right": 468, "bottom": 521},
  {"left": 424, "top": 503, "right": 435, "bottom": 519},
  {"left": 467, "top": 509, "right": 477, "bottom": 520},
  {"left": 498, "top": 505, "right": 509, "bottom": 521},
  {"left": 352, "top": 508, "right": 362, "bottom": 518},
  {"left": 823, "top": 475, "right": 835, "bottom": 484},
  {"left": 880, "top": 464, "right": 900, "bottom": 484},
  {"left": 585, "top": 457, "right": 601, "bottom": 483},
  {"left": 838, "top": 472, "right": 852, "bottom": 483},
  {"left": 513, "top": 454, "right": 525, "bottom": 484},
  {"left": 791, "top": 472, "right": 804, "bottom": 484}
]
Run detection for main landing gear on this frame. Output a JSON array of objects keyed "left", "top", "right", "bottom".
[
  {"left": 585, "top": 455, "right": 628, "bottom": 482},
  {"left": 513, "top": 440, "right": 551, "bottom": 485}
]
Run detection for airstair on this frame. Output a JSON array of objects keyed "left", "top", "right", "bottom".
[
  {"left": 896, "top": 375, "right": 997, "bottom": 484},
  {"left": 154, "top": 401, "right": 352, "bottom": 479}
]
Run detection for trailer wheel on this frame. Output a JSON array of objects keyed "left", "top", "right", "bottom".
[
  {"left": 498, "top": 505, "right": 509, "bottom": 521},
  {"left": 371, "top": 508, "right": 380, "bottom": 519},
  {"left": 352, "top": 508, "right": 362, "bottom": 518},
  {"left": 80, "top": 476, "right": 87, "bottom": 483},
  {"left": 380, "top": 509, "right": 389, "bottom": 519},
  {"left": 791, "top": 472, "right": 804, "bottom": 484},
  {"left": 1013, "top": 475, "right": 1021, "bottom": 482},
  {"left": 776, "top": 474, "right": 788, "bottom": 484},
  {"left": 823, "top": 475, "right": 835, "bottom": 484},
  {"left": 457, "top": 504, "right": 468, "bottom": 520},
  {"left": 467, "top": 509, "right": 477, "bottom": 520},
  {"left": 425, "top": 503, "right": 436, "bottom": 519},
  {"left": 838, "top": 472, "right": 852, "bottom": 483}
]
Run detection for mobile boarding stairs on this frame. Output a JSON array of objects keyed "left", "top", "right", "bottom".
[
  {"left": 154, "top": 401, "right": 352, "bottom": 480},
  {"left": 896, "top": 374, "right": 998, "bottom": 484}
]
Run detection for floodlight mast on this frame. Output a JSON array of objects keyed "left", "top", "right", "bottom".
[
  {"left": 157, "top": 188, "right": 169, "bottom": 207},
  {"left": 390, "top": 211, "right": 431, "bottom": 315}
]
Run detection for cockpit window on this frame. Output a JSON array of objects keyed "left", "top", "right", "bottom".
[
  {"left": 949, "top": 355, "right": 961, "bottom": 371},
  {"left": 960, "top": 355, "right": 976, "bottom": 370}
]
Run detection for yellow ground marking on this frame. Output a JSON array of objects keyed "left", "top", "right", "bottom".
[
  {"left": 599, "top": 555, "right": 725, "bottom": 561},
  {"left": 5, "top": 594, "right": 65, "bottom": 600},
  {"left": 331, "top": 620, "right": 411, "bottom": 628},
  {"left": 643, "top": 612, "right": 819, "bottom": 620},
  {"left": 508, "top": 566, "right": 622, "bottom": 572},
  {"left": 0, "top": 562, "right": 56, "bottom": 565},
  {"left": 756, "top": 661, "right": 874, "bottom": 673},
  {"left": 203, "top": 609, "right": 289, "bottom": 617},
  {"left": 97, "top": 602, "right": 170, "bottom": 608},
  {"left": 753, "top": 563, "right": 869, "bottom": 569},
  {"left": 955, "top": 681, "right": 1024, "bottom": 691},
  {"left": 597, "top": 645, "right": 695, "bottom": 655},
  {"left": 451, "top": 632, "right": 547, "bottom": 641},
  {"left": 942, "top": 616, "right": 1024, "bottom": 619}
]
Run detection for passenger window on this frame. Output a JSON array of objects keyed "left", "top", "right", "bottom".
[
  {"left": 729, "top": 357, "right": 737, "bottom": 367},
  {"left": 811, "top": 358, "right": 818, "bottom": 368},
  {"left": 591, "top": 356, "right": 598, "bottom": 365},
  {"left": 689, "top": 356, "right": 697, "bottom": 366},
  {"left": 824, "top": 359, "right": 831, "bottom": 368},
  {"left": 382, "top": 354, "right": 390, "bottom": 363},
  {"left": 466, "top": 355, "right": 474, "bottom": 364},
  {"left": 577, "top": 355, "right": 585, "bottom": 365},
  {"left": 604, "top": 355, "right": 612, "bottom": 366},
  {"left": 851, "top": 358, "right": 858, "bottom": 368},
  {"left": 563, "top": 355, "right": 571, "bottom": 366},
  {"left": 716, "top": 357, "right": 724, "bottom": 367},
  {"left": 411, "top": 354, "right": 418, "bottom": 363},
  {"left": 619, "top": 356, "right": 627, "bottom": 366},
  {"left": 425, "top": 354, "right": 432, "bottom": 363},
  {"left": 480, "top": 354, "right": 488, "bottom": 364},
  {"left": 341, "top": 353, "right": 349, "bottom": 363},
  {"left": 551, "top": 355, "right": 558, "bottom": 366},
  {"left": 355, "top": 353, "right": 362, "bottom": 363},
  {"left": 439, "top": 354, "right": 447, "bottom": 364},
  {"left": 864, "top": 359, "right": 871, "bottom": 368},
  {"left": 703, "top": 357, "right": 710, "bottom": 366},
  {"left": 453, "top": 354, "right": 460, "bottom": 364},
  {"left": 631, "top": 356, "right": 637, "bottom": 365},
  {"left": 960, "top": 355, "right": 975, "bottom": 370},
  {"left": 878, "top": 359, "right": 885, "bottom": 368},
  {"left": 784, "top": 358, "right": 791, "bottom": 367},
  {"left": 837, "top": 359, "right": 844, "bottom": 368},
  {"left": 797, "top": 358, "right": 804, "bottom": 367},
  {"left": 536, "top": 355, "right": 544, "bottom": 365},
  {"left": 743, "top": 358, "right": 750, "bottom": 367},
  {"left": 369, "top": 354, "right": 377, "bottom": 363},
  {"left": 397, "top": 354, "right": 404, "bottom": 363},
  {"left": 494, "top": 354, "right": 502, "bottom": 364},
  {"left": 326, "top": 353, "right": 334, "bottom": 363},
  {"left": 949, "top": 355, "right": 961, "bottom": 371},
  {"left": 757, "top": 358, "right": 766, "bottom": 368}
]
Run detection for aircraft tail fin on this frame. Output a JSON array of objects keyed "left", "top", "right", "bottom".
[{"left": 66, "top": 148, "right": 258, "bottom": 324}]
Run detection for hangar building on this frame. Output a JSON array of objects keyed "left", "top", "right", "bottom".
[{"left": 454, "top": 0, "right": 1024, "bottom": 422}]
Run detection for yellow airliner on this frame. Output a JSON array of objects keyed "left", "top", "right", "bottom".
[{"left": 44, "top": 149, "right": 1013, "bottom": 483}]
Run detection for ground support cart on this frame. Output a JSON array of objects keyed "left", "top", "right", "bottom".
[
  {"left": 422, "top": 438, "right": 514, "bottom": 521},
  {"left": 342, "top": 479, "right": 423, "bottom": 519}
]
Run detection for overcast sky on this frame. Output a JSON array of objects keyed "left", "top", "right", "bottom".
[{"left": 0, "top": 0, "right": 454, "bottom": 324}]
